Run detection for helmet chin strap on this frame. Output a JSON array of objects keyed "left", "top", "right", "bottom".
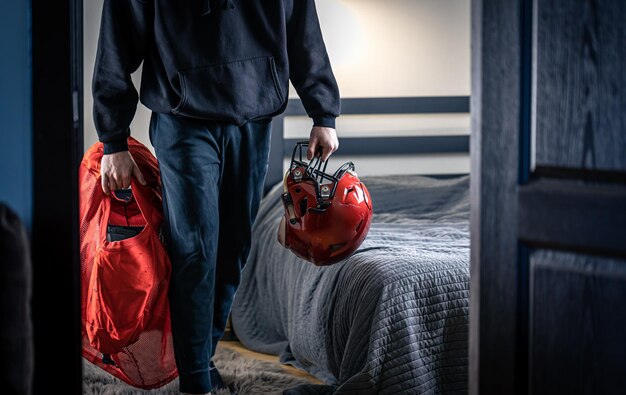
[
  {"left": 277, "top": 217, "right": 287, "bottom": 247},
  {"left": 282, "top": 170, "right": 298, "bottom": 223}
]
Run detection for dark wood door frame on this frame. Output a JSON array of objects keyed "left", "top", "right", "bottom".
[
  {"left": 470, "top": 0, "right": 525, "bottom": 392},
  {"left": 31, "top": 0, "right": 83, "bottom": 393}
]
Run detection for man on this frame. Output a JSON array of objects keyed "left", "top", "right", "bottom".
[{"left": 93, "top": 1, "right": 340, "bottom": 394}]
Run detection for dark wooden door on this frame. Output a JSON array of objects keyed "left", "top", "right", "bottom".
[{"left": 471, "top": 0, "right": 626, "bottom": 394}]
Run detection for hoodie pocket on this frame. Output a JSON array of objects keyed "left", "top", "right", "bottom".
[{"left": 172, "top": 56, "right": 284, "bottom": 124}]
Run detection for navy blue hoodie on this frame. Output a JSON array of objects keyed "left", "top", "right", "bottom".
[{"left": 93, "top": 0, "right": 341, "bottom": 154}]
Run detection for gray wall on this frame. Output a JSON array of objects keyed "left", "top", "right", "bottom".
[{"left": 0, "top": 0, "right": 32, "bottom": 231}]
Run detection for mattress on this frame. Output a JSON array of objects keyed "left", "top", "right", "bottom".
[{"left": 230, "top": 174, "right": 470, "bottom": 394}]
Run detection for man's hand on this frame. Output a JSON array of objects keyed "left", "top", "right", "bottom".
[
  {"left": 100, "top": 151, "right": 146, "bottom": 195},
  {"left": 307, "top": 126, "right": 339, "bottom": 161}
]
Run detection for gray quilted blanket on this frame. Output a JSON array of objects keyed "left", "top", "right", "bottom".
[{"left": 230, "top": 175, "right": 470, "bottom": 394}]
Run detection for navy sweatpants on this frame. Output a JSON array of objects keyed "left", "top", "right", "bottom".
[{"left": 148, "top": 112, "right": 272, "bottom": 393}]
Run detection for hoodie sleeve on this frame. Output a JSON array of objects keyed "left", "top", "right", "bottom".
[
  {"left": 92, "top": 0, "right": 150, "bottom": 154},
  {"left": 284, "top": 0, "right": 340, "bottom": 129}
]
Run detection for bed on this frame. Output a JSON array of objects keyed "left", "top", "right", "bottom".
[
  {"left": 230, "top": 97, "right": 471, "bottom": 394},
  {"left": 231, "top": 174, "right": 470, "bottom": 394}
]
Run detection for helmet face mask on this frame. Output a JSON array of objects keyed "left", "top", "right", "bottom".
[
  {"left": 278, "top": 141, "right": 373, "bottom": 266},
  {"left": 288, "top": 141, "right": 356, "bottom": 206}
]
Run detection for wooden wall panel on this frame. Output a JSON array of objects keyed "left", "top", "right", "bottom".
[
  {"left": 534, "top": 0, "right": 626, "bottom": 172},
  {"left": 531, "top": 250, "right": 626, "bottom": 394}
]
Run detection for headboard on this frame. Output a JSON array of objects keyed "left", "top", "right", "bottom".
[{"left": 265, "top": 96, "right": 471, "bottom": 194}]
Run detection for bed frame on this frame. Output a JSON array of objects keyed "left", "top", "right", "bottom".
[{"left": 265, "top": 96, "right": 471, "bottom": 194}]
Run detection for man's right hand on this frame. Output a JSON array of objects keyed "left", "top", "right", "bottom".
[{"left": 100, "top": 151, "right": 146, "bottom": 195}]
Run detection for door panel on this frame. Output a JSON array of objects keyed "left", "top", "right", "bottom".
[
  {"left": 472, "top": 0, "right": 626, "bottom": 394},
  {"left": 531, "top": 250, "right": 626, "bottom": 394},
  {"left": 534, "top": 0, "right": 626, "bottom": 172},
  {"left": 518, "top": 179, "right": 626, "bottom": 255}
]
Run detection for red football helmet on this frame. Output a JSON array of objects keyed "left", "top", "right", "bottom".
[{"left": 278, "top": 141, "right": 373, "bottom": 266}]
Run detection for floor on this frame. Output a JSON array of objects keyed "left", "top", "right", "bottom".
[{"left": 218, "top": 340, "right": 323, "bottom": 385}]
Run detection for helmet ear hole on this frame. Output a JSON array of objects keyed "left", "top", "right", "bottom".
[
  {"left": 356, "top": 219, "right": 364, "bottom": 233},
  {"left": 329, "top": 242, "right": 346, "bottom": 252},
  {"left": 299, "top": 198, "right": 308, "bottom": 216}
]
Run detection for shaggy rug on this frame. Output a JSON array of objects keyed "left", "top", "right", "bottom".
[{"left": 83, "top": 345, "right": 313, "bottom": 395}]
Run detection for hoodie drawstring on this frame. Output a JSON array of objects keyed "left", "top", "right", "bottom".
[
  {"left": 202, "top": 0, "right": 236, "bottom": 15},
  {"left": 202, "top": 0, "right": 211, "bottom": 15}
]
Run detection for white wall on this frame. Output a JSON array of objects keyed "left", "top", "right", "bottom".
[
  {"left": 302, "top": 0, "right": 470, "bottom": 98},
  {"left": 84, "top": 0, "right": 470, "bottom": 175}
]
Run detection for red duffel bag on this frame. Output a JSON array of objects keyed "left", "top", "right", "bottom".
[{"left": 79, "top": 136, "right": 178, "bottom": 389}]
